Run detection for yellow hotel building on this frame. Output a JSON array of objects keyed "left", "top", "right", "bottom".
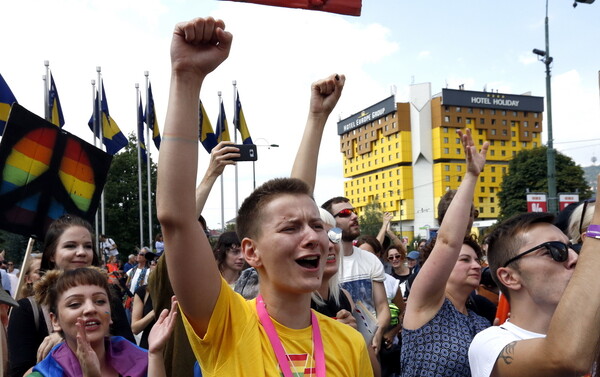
[{"left": 337, "top": 83, "right": 544, "bottom": 239}]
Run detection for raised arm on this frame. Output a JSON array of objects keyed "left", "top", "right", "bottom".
[
  {"left": 404, "top": 129, "right": 488, "bottom": 326},
  {"left": 291, "top": 74, "right": 345, "bottom": 193},
  {"left": 491, "top": 178, "right": 600, "bottom": 377},
  {"left": 156, "top": 17, "right": 232, "bottom": 337},
  {"left": 195, "top": 141, "right": 239, "bottom": 218}
]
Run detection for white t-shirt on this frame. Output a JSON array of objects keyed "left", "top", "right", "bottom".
[
  {"left": 382, "top": 273, "right": 399, "bottom": 303},
  {"left": 468, "top": 321, "right": 545, "bottom": 377},
  {"left": 340, "top": 246, "right": 386, "bottom": 316},
  {"left": 102, "top": 238, "right": 119, "bottom": 256},
  {"left": 126, "top": 266, "right": 149, "bottom": 295}
]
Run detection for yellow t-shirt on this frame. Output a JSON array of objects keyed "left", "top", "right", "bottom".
[{"left": 181, "top": 278, "right": 373, "bottom": 377}]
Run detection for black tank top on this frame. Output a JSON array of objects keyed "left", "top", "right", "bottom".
[{"left": 310, "top": 287, "right": 352, "bottom": 317}]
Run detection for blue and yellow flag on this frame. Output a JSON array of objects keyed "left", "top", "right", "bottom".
[
  {"left": 138, "top": 98, "right": 147, "bottom": 163},
  {"left": 48, "top": 73, "right": 65, "bottom": 128},
  {"left": 234, "top": 92, "right": 253, "bottom": 145},
  {"left": 199, "top": 101, "right": 217, "bottom": 153},
  {"left": 87, "top": 83, "right": 128, "bottom": 155},
  {"left": 145, "top": 83, "right": 161, "bottom": 150},
  {"left": 0, "top": 73, "right": 17, "bottom": 136},
  {"left": 216, "top": 100, "right": 230, "bottom": 142}
]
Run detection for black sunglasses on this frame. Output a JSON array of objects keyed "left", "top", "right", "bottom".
[
  {"left": 579, "top": 198, "right": 596, "bottom": 236},
  {"left": 503, "top": 241, "right": 574, "bottom": 267},
  {"left": 334, "top": 208, "right": 356, "bottom": 218}
]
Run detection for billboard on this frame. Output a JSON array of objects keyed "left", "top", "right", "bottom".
[
  {"left": 442, "top": 89, "right": 544, "bottom": 112},
  {"left": 526, "top": 193, "right": 548, "bottom": 213},
  {"left": 337, "top": 95, "right": 396, "bottom": 135}
]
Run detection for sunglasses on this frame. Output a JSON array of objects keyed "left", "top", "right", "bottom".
[
  {"left": 328, "top": 227, "right": 342, "bottom": 244},
  {"left": 334, "top": 208, "right": 356, "bottom": 218},
  {"left": 502, "top": 241, "right": 574, "bottom": 267},
  {"left": 388, "top": 255, "right": 402, "bottom": 261}
]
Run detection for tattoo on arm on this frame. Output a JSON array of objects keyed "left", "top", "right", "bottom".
[{"left": 498, "top": 341, "right": 517, "bottom": 365}]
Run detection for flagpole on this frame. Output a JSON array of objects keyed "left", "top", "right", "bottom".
[
  {"left": 145, "top": 71, "right": 153, "bottom": 248},
  {"left": 44, "top": 61, "right": 50, "bottom": 120},
  {"left": 233, "top": 80, "right": 239, "bottom": 214},
  {"left": 97, "top": 66, "right": 106, "bottom": 237},
  {"left": 91, "top": 79, "right": 100, "bottom": 249},
  {"left": 136, "top": 83, "right": 144, "bottom": 249},
  {"left": 218, "top": 91, "right": 225, "bottom": 232}
]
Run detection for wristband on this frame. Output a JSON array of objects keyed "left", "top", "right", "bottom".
[{"left": 585, "top": 224, "right": 600, "bottom": 239}]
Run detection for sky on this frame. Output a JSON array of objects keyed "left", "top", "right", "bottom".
[{"left": 1, "top": 0, "right": 599, "bottom": 234}]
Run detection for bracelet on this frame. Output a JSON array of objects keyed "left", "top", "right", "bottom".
[{"left": 585, "top": 224, "right": 600, "bottom": 239}]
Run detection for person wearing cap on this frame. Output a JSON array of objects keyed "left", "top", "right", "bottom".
[
  {"left": 406, "top": 251, "right": 420, "bottom": 272},
  {"left": 468, "top": 189, "right": 600, "bottom": 377}
]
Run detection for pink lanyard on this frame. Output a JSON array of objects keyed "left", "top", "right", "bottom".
[{"left": 256, "top": 295, "right": 326, "bottom": 377}]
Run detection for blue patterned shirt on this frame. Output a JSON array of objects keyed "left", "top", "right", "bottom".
[{"left": 401, "top": 298, "right": 490, "bottom": 377}]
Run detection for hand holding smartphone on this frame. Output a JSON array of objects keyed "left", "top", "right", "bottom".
[{"left": 231, "top": 144, "right": 258, "bottom": 161}]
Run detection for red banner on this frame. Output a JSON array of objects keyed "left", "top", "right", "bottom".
[
  {"left": 526, "top": 193, "right": 547, "bottom": 213},
  {"left": 559, "top": 194, "right": 579, "bottom": 211},
  {"left": 220, "top": 0, "right": 362, "bottom": 16}
]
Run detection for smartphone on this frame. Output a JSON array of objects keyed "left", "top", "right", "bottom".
[{"left": 231, "top": 144, "right": 258, "bottom": 161}]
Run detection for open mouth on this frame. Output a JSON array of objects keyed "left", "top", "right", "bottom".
[
  {"left": 296, "top": 255, "right": 320, "bottom": 269},
  {"left": 326, "top": 254, "right": 336, "bottom": 264},
  {"left": 84, "top": 320, "right": 101, "bottom": 331}
]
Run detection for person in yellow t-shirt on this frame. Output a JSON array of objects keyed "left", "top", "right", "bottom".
[{"left": 157, "top": 16, "right": 373, "bottom": 377}]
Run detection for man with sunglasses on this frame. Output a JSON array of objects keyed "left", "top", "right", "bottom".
[
  {"left": 469, "top": 196, "right": 600, "bottom": 377},
  {"left": 321, "top": 197, "right": 390, "bottom": 356}
]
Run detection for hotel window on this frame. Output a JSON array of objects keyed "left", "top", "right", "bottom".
[
  {"left": 490, "top": 109, "right": 496, "bottom": 115},
  {"left": 491, "top": 207, "right": 495, "bottom": 213},
  {"left": 443, "top": 126, "right": 449, "bottom": 133},
  {"left": 443, "top": 148, "right": 449, "bottom": 154},
  {"left": 502, "top": 129, "right": 508, "bottom": 136},
  {"left": 502, "top": 110, "right": 507, "bottom": 115},
  {"left": 524, "top": 121, "right": 529, "bottom": 127},
  {"left": 457, "top": 176, "right": 462, "bottom": 182},
  {"left": 512, "top": 111, "right": 517, "bottom": 116},
  {"left": 480, "top": 176, "right": 485, "bottom": 182},
  {"left": 492, "top": 177, "right": 496, "bottom": 183},
  {"left": 522, "top": 142, "right": 528, "bottom": 147},
  {"left": 491, "top": 119, "right": 496, "bottom": 125},
  {"left": 466, "top": 118, "right": 473, "bottom": 125},
  {"left": 443, "top": 137, "right": 449, "bottom": 143},
  {"left": 457, "top": 117, "right": 462, "bottom": 123},
  {"left": 444, "top": 165, "right": 450, "bottom": 171},
  {"left": 501, "top": 140, "right": 506, "bottom": 146},
  {"left": 481, "top": 187, "right": 486, "bottom": 193},
  {"left": 467, "top": 108, "right": 473, "bottom": 113},
  {"left": 535, "top": 122, "right": 540, "bottom": 128},
  {"left": 456, "top": 138, "right": 461, "bottom": 144},
  {"left": 490, "top": 150, "right": 495, "bottom": 156},
  {"left": 491, "top": 129, "right": 497, "bottom": 135},
  {"left": 534, "top": 113, "right": 539, "bottom": 118},
  {"left": 444, "top": 106, "right": 449, "bottom": 112},
  {"left": 491, "top": 166, "right": 496, "bottom": 172},
  {"left": 524, "top": 112, "right": 528, "bottom": 117},
  {"left": 512, "top": 141, "right": 516, "bottom": 147},
  {"left": 456, "top": 148, "right": 461, "bottom": 154},
  {"left": 480, "top": 118, "right": 485, "bottom": 125},
  {"left": 457, "top": 165, "right": 462, "bottom": 171},
  {"left": 478, "top": 129, "right": 483, "bottom": 135},
  {"left": 490, "top": 187, "right": 495, "bottom": 193},
  {"left": 524, "top": 131, "right": 529, "bottom": 137},
  {"left": 456, "top": 107, "right": 462, "bottom": 112},
  {"left": 502, "top": 167, "right": 507, "bottom": 174},
  {"left": 445, "top": 175, "right": 450, "bottom": 182},
  {"left": 479, "top": 109, "right": 485, "bottom": 114},
  {"left": 502, "top": 120, "right": 507, "bottom": 126},
  {"left": 512, "top": 131, "right": 516, "bottom": 137}
]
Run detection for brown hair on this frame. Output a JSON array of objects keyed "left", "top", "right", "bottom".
[
  {"left": 34, "top": 267, "right": 110, "bottom": 316},
  {"left": 321, "top": 196, "right": 350, "bottom": 215},
  {"left": 41, "top": 214, "right": 99, "bottom": 272},
  {"left": 485, "top": 212, "right": 555, "bottom": 300},
  {"left": 237, "top": 178, "right": 313, "bottom": 240},
  {"left": 213, "top": 231, "right": 241, "bottom": 272}
]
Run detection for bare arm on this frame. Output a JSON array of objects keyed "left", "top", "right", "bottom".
[
  {"left": 491, "top": 177, "right": 600, "bottom": 377},
  {"left": 404, "top": 129, "right": 488, "bottom": 329},
  {"left": 290, "top": 74, "right": 345, "bottom": 193},
  {"left": 131, "top": 292, "right": 155, "bottom": 335},
  {"left": 376, "top": 212, "right": 393, "bottom": 246},
  {"left": 195, "top": 141, "right": 239, "bottom": 218},
  {"left": 147, "top": 298, "right": 178, "bottom": 377},
  {"left": 157, "top": 17, "right": 232, "bottom": 337},
  {"left": 371, "top": 280, "right": 390, "bottom": 354}
]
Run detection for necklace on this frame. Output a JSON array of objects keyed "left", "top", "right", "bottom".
[{"left": 256, "top": 295, "right": 325, "bottom": 377}]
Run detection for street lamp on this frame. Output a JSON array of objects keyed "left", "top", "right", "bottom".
[
  {"left": 253, "top": 138, "right": 279, "bottom": 190},
  {"left": 533, "top": 0, "right": 594, "bottom": 214}
]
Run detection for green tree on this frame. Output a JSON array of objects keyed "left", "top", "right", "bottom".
[
  {"left": 358, "top": 202, "right": 384, "bottom": 236},
  {"left": 498, "top": 146, "right": 592, "bottom": 220},
  {"left": 102, "top": 133, "right": 159, "bottom": 259}
]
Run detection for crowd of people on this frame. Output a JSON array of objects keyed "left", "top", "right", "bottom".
[{"left": 1, "top": 15, "right": 600, "bottom": 377}]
